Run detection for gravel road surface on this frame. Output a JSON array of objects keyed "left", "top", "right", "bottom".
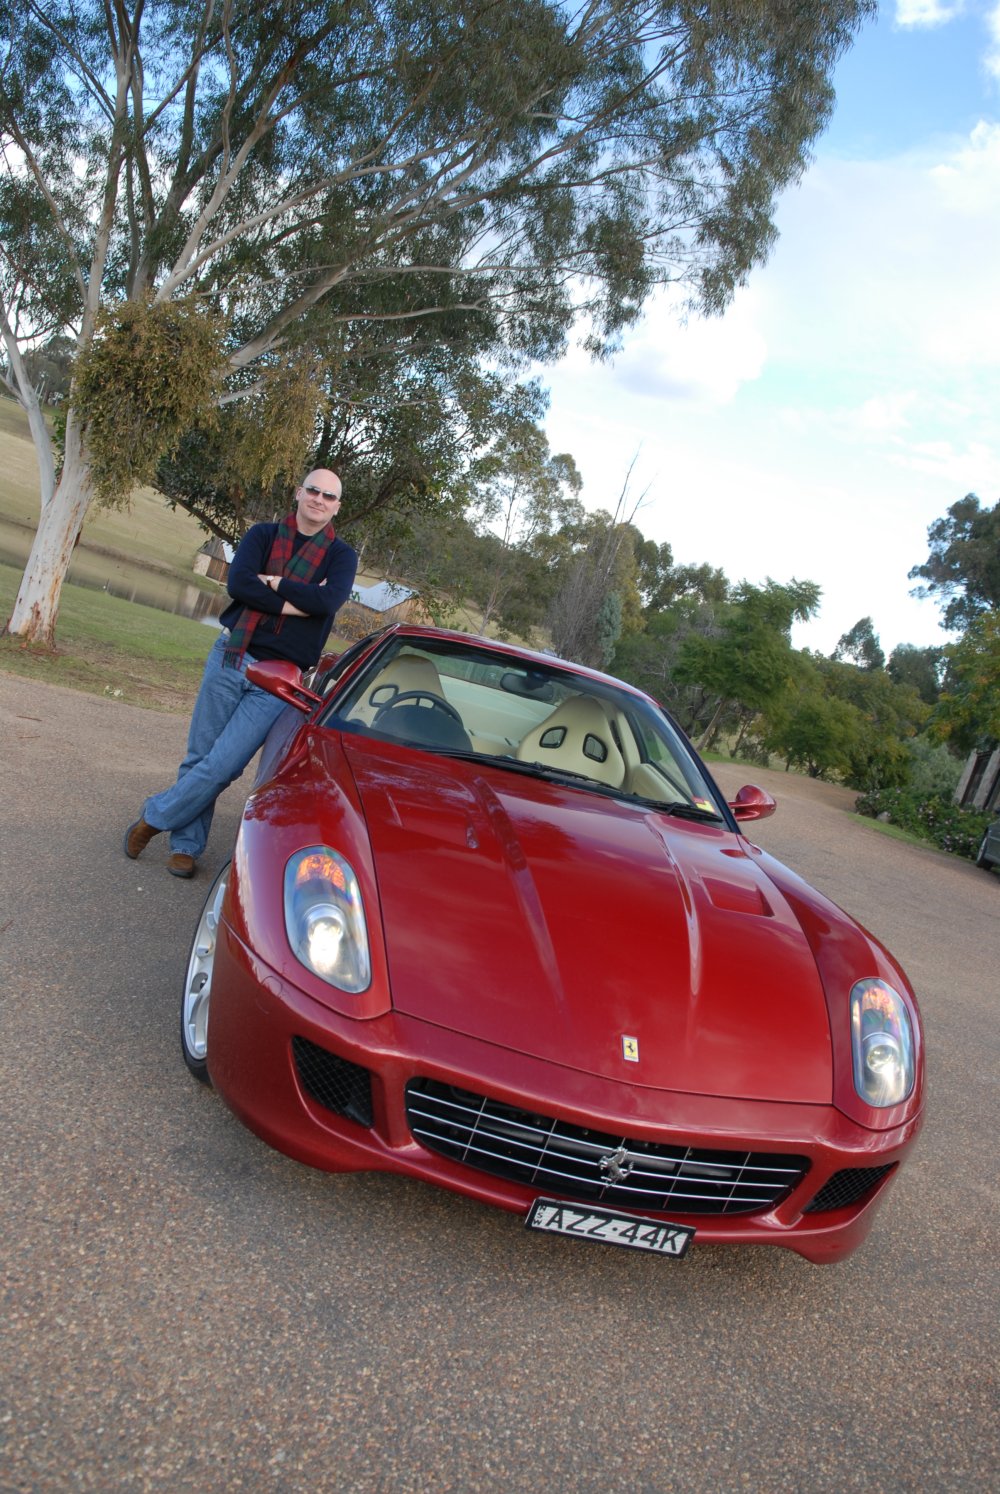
[{"left": 1, "top": 672, "right": 996, "bottom": 1493}]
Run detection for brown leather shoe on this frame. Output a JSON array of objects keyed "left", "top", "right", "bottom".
[
  {"left": 167, "top": 853, "right": 196, "bottom": 879},
  {"left": 124, "top": 816, "right": 161, "bottom": 859}
]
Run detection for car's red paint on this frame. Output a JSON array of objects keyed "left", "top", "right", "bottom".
[
  {"left": 340, "top": 734, "right": 833, "bottom": 1102},
  {"left": 190, "top": 626, "right": 925, "bottom": 1263},
  {"left": 246, "top": 657, "right": 322, "bottom": 712},
  {"left": 729, "top": 783, "right": 777, "bottom": 821}
]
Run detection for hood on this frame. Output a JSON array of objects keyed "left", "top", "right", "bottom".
[{"left": 341, "top": 737, "right": 833, "bottom": 1103}]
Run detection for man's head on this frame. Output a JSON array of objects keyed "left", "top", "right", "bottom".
[{"left": 295, "top": 469, "right": 342, "bottom": 534}]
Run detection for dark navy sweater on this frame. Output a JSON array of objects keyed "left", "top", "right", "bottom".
[{"left": 220, "top": 522, "right": 358, "bottom": 670}]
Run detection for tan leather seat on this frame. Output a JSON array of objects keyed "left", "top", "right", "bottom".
[
  {"left": 353, "top": 652, "right": 445, "bottom": 723},
  {"left": 515, "top": 695, "right": 625, "bottom": 788}
]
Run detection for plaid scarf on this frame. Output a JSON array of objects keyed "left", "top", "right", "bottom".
[{"left": 223, "top": 511, "right": 337, "bottom": 669}]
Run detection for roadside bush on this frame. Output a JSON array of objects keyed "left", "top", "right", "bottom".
[
  {"left": 905, "top": 736, "right": 963, "bottom": 798},
  {"left": 856, "top": 786, "right": 990, "bottom": 861}
]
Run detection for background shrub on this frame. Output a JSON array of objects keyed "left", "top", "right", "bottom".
[
  {"left": 905, "top": 737, "right": 963, "bottom": 798},
  {"left": 856, "top": 786, "right": 990, "bottom": 860}
]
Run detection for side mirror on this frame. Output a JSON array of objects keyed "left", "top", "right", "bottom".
[
  {"left": 245, "top": 658, "right": 322, "bottom": 714},
  {"left": 729, "top": 784, "right": 777, "bottom": 822}
]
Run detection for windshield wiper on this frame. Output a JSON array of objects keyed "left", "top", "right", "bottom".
[
  {"left": 435, "top": 748, "right": 624, "bottom": 791},
  {"left": 651, "top": 800, "right": 723, "bottom": 822},
  {"left": 435, "top": 749, "right": 724, "bottom": 817}
]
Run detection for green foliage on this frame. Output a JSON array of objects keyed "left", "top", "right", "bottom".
[
  {"left": 930, "top": 610, "right": 1000, "bottom": 753},
  {"left": 21, "top": 335, "right": 76, "bottom": 402},
  {"left": 595, "top": 590, "right": 624, "bottom": 671},
  {"left": 461, "top": 419, "right": 583, "bottom": 636},
  {"left": 610, "top": 559, "right": 732, "bottom": 724},
  {"left": 3, "top": 0, "right": 878, "bottom": 640},
  {"left": 547, "top": 505, "right": 642, "bottom": 667},
  {"left": 333, "top": 381, "right": 583, "bottom": 639},
  {"left": 904, "top": 737, "right": 963, "bottom": 799},
  {"left": 856, "top": 787, "right": 990, "bottom": 862},
  {"left": 672, "top": 578, "right": 821, "bottom": 742},
  {"left": 909, "top": 493, "right": 1000, "bottom": 631},
  {"left": 754, "top": 651, "right": 928, "bottom": 789},
  {"left": 887, "top": 642, "right": 945, "bottom": 706},
  {"left": 833, "top": 616, "right": 885, "bottom": 670},
  {"left": 230, "top": 357, "right": 330, "bottom": 496},
  {"left": 761, "top": 680, "right": 866, "bottom": 779},
  {"left": 820, "top": 655, "right": 927, "bottom": 790},
  {"left": 73, "top": 299, "right": 226, "bottom": 506}
]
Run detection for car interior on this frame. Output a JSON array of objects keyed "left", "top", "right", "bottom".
[
  {"left": 330, "top": 644, "right": 715, "bottom": 810},
  {"left": 514, "top": 694, "right": 626, "bottom": 788}
]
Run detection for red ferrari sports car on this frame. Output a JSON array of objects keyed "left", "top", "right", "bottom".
[{"left": 181, "top": 625, "right": 924, "bottom": 1263}]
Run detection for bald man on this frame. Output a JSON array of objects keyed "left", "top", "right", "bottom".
[{"left": 124, "top": 469, "right": 357, "bottom": 877}]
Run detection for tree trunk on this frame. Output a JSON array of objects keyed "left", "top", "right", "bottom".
[
  {"left": 4, "top": 420, "right": 94, "bottom": 646},
  {"left": 695, "top": 697, "right": 729, "bottom": 753},
  {"left": 733, "top": 709, "right": 757, "bottom": 758}
]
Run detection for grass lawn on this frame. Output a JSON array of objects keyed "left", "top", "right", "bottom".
[
  {"left": 0, "top": 400, "right": 222, "bottom": 708},
  {"left": 0, "top": 559, "right": 211, "bottom": 710},
  {"left": 0, "top": 395, "right": 218, "bottom": 580},
  {"left": 0, "top": 396, "right": 393, "bottom": 711}
]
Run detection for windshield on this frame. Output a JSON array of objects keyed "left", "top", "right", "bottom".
[{"left": 323, "top": 636, "right": 722, "bottom": 817}]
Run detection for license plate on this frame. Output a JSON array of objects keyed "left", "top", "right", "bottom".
[{"left": 525, "top": 1198, "right": 694, "bottom": 1258}]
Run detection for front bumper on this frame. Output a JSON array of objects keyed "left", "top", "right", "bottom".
[{"left": 207, "top": 922, "right": 922, "bottom": 1265}]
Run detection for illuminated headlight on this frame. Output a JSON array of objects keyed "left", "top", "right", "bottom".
[
  {"left": 284, "top": 848, "right": 371, "bottom": 992},
  {"left": 850, "top": 978, "right": 915, "bottom": 1107}
]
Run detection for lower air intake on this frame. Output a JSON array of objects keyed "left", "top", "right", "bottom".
[
  {"left": 293, "top": 1036, "right": 374, "bottom": 1128},
  {"left": 804, "top": 1166, "right": 894, "bottom": 1213}
]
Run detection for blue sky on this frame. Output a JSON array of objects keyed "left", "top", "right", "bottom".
[{"left": 540, "top": 1, "right": 1000, "bottom": 658}]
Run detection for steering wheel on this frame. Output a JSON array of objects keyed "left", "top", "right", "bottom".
[{"left": 372, "top": 689, "right": 466, "bottom": 729}]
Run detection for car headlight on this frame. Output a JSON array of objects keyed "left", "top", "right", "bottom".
[
  {"left": 284, "top": 848, "right": 371, "bottom": 993},
  {"left": 850, "top": 978, "right": 915, "bottom": 1107}
]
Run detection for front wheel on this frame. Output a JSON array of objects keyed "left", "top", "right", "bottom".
[
  {"left": 975, "top": 833, "right": 993, "bottom": 870},
  {"left": 180, "top": 860, "right": 230, "bottom": 1083}
]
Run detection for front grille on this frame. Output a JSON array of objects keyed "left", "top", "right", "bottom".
[
  {"left": 804, "top": 1166, "right": 894, "bottom": 1214},
  {"left": 293, "top": 1036, "right": 374, "bottom": 1128},
  {"left": 405, "top": 1080, "right": 808, "bottom": 1216}
]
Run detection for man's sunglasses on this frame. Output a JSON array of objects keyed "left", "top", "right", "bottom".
[{"left": 303, "top": 484, "right": 341, "bottom": 501}]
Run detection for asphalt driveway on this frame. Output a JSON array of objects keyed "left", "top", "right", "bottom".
[{"left": 0, "top": 672, "right": 996, "bottom": 1492}]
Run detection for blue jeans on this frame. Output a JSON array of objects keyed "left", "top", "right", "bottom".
[{"left": 143, "top": 633, "right": 288, "bottom": 858}]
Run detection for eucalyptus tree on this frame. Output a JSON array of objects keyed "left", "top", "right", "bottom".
[
  {"left": 909, "top": 493, "right": 1000, "bottom": 633},
  {"left": 832, "top": 615, "right": 885, "bottom": 671},
  {"left": 546, "top": 473, "right": 649, "bottom": 668},
  {"left": 464, "top": 423, "right": 582, "bottom": 636},
  {"left": 1, "top": 0, "right": 874, "bottom": 642}
]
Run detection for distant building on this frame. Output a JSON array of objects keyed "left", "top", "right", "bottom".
[
  {"left": 334, "top": 581, "right": 431, "bottom": 641},
  {"left": 193, "top": 538, "right": 235, "bottom": 583}
]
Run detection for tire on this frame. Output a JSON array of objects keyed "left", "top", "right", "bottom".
[
  {"left": 180, "top": 860, "right": 230, "bottom": 1083},
  {"left": 975, "top": 833, "right": 993, "bottom": 870}
]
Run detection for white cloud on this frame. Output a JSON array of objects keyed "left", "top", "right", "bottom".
[
  {"left": 755, "top": 123, "right": 1000, "bottom": 394},
  {"left": 603, "top": 286, "right": 769, "bottom": 408},
  {"left": 854, "top": 392, "right": 919, "bottom": 432},
  {"left": 540, "top": 109, "right": 1000, "bottom": 658},
  {"left": 983, "top": 3, "right": 1000, "bottom": 79},
  {"left": 887, "top": 438, "right": 1000, "bottom": 491},
  {"left": 894, "top": 1, "right": 965, "bottom": 28}
]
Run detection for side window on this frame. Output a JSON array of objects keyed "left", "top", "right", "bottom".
[{"left": 312, "top": 634, "right": 383, "bottom": 695}]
